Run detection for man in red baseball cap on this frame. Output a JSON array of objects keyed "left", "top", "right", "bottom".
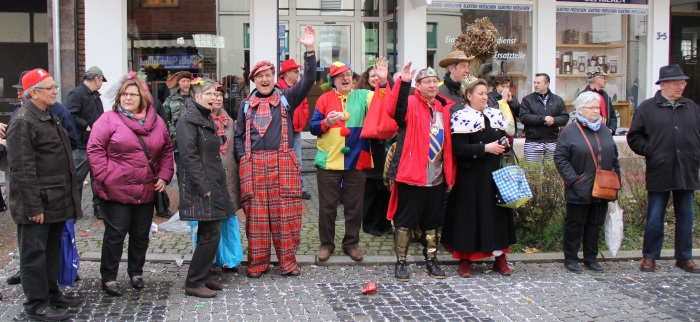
[
  {"left": 276, "top": 58, "right": 311, "bottom": 200},
  {"left": 6, "top": 68, "right": 83, "bottom": 320}
]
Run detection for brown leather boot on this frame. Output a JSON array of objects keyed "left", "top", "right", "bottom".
[
  {"left": 493, "top": 254, "right": 512, "bottom": 276},
  {"left": 676, "top": 259, "right": 700, "bottom": 273},
  {"left": 459, "top": 259, "right": 472, "bottom": 278},
  {"left": 185, "top": 286, "right": 217, "bottom": 298},
  {"left": 640, "top": 258, "right": 656, "bottom": 272},
  {"left": 205, "top": 279, "right": 224, "bottom": 290}
]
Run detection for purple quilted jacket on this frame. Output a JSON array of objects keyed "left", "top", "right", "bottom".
[{"left": 87, "top": 107, "right": 174, "bottom": 204}]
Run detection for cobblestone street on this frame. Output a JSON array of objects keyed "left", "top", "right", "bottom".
[{"left": 1, "top": 141, "right": 700, "bottom": 321}]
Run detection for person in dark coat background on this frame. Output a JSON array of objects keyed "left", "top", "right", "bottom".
[
  {"left": 7, "top": 68, "right": 83, "bottom": 321},
  {"left": 578, "top": 66, "right": 617, "bottom": 135},
  {"left": 627, "top": 64, "right": 700, "bottom": 274},
  {"left": 554, "top": 91, "right": 620, "bottom": 274},
  {"left": 177, "top": 78, "right": 235, "bottom": 298},
  {"left": 519, "top": 73, "right": 569, "bottom": 162}
]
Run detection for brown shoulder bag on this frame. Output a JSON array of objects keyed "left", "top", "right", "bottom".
[{"left": 576, "top": 122, "right": 620, "bottom": 200}]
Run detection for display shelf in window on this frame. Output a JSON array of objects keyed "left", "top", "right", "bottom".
[
  {"left": 556, "top": 73, "right": 623, "bottom": 79},
  {"left": 556, "top": 44, "right": 625, "bottom": 49}
]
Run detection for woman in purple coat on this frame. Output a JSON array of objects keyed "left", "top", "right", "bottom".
[{"left": 87, "top": 76, "right": 174, "bottom": 296}]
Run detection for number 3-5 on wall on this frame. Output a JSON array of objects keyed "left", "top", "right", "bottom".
[{"left": 656, "top": 32, "right": 668, "bottom": 40}]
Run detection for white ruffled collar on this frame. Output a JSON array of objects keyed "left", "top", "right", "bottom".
[{"left": 451, "top": 105, "right": 507, "bottom": 134}]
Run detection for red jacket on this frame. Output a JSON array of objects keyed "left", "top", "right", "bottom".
[
  {"left": 385, "top": 81, "right": 456, "bottom": 219},
  {"left": 87, "top": 108, "right": 174, "bottom": 204},
  {"left": 276, "top": 78, "right": 309, "bottom": 132}
]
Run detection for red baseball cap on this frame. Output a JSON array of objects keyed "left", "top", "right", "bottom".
[{"left": 22, "top": 68, "right": 52, "bottom": 90}]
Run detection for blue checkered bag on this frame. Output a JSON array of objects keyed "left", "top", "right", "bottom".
[{"left": 492, "top": 164, "right": 532, "bottom": 209}]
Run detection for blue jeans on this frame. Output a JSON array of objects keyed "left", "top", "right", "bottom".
[
  {"left": 293, "top": 132, "right": 306, "bottom": 192},
  {"left": 643, "top": 190, "right": 695, "bottom": 260}
]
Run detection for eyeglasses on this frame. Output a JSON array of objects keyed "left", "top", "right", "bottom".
[
  {"left": 35, "top": 85, "right": 59, "bottom": 91},
  {"left": 582, "top": 105, "right": 600, "bottom": 110},
  {"left": 202, "top": 92, "right": 223, "bottom": 97},
  {"left": 121, "top": 93, "right": 140, "bottom": 98}
]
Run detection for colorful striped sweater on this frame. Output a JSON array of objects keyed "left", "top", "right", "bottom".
[{"left": 309, "top": 89, "right": 379, "bottom": 170}]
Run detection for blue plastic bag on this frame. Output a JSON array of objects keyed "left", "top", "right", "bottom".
[
  {"left": 213, "top": 215, "right": 243, "bottom": 268},
  {"left": 58, "top": 220, "right": 79, "bottom": 287},
  {"left": 189, "top": 215, "right": 243, "bottom": 268}
]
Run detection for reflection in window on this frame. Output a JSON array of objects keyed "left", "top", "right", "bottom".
[
  {"left": 362, "top": 0, "right": 379, "bottom": 17},
  {"left": 297, "top": 0, "right": 354, "bottom": 16}
]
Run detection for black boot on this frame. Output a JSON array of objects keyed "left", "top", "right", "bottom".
[
  {"left": 394, "top": 227, "right": 411, "bottom": 282},
  {"left": 6, "top": 270, "right": 20, "bottom": 285},
  {"left": 423, "top": 229, "right": 446, "bottom": 278}
]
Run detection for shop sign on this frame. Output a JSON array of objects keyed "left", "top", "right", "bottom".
[
  {"left": 557, "top": 6, "right": 647, "bottom": 15},
  {"left": 557, "top": 0, "right": 647, "bottom": 4},
  {"left": 428, "top": 2, "right": 532, "bottom": 11},
  {"left": 139, "top": 55, "right": 203, "bottom": 70}
]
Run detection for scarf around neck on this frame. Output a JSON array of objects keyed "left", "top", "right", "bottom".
[
  {"left": 212, "top": 111, "right": 231, "bottom": 154},
  {"left": 575, "top": 113, "right": 602, "bottom": 132},
  {"left": 118, "top": 106, "right": 146, "bottom": 125}
]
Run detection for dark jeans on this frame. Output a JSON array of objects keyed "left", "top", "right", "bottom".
[
  {"left": 100, "top": 200, "right": 154, "bottom": 283},
  {"left": 18, "top": 222, "right": 65, "bottom": 313},
  {"left": 362, "top": 178, "right": 391, "bottom": 234},
  {"left": 643, "top": 190, "right": 695, "bottom": 260},
  {"left": 317, "top": 168, "right": 365, "bottom": 252},
  {"left": 563, "top": 202, "right": 608, "bottom": 263},
  {"left": 73, "top": 148, "right": 101, "bottom": 208},
  {"left": 186, "top": 220, "right": 221, "bottom": 288}
]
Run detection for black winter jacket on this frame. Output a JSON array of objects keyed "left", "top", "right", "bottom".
[
  {"left": 579, "top": 86, "right": 617, "bottom": 134},
  {"left": 65, "top": 83, "right": 104, "bottom": 149},
  {"left": 627, "top": 91, "right": 700, "bottom": 191},
  {"left": 176, "top": 102, "right": 235, "bottom": 221},
  {"left": 6, "top": 100, "right": 82, "bottom": 224},
  {"left": 519, "top": 90, "right": 569, "bottom": 142},
  {"left": 554, "top": 120, "right": 621, "bottom": 204}
]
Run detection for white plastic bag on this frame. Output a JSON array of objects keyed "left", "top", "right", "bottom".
[
  {"left": 157, "top": 212, "right": 191, "bottom": 233},
  {"left": 604, "top": 201, "right": 624, "bottom": 257}
]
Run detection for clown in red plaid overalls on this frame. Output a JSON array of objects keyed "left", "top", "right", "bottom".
[{"left": 233, "top": 25, "right": 316, "bottom": 278}]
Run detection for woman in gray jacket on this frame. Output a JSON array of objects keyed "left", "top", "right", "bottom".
[
  {"left": 554, "top": 91, "right": 620, "bottom": 274},
  {"left": 176, "top": 78, "right": 235, "bottom": 298}
]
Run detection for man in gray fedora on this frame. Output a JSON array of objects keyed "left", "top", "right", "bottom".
[{"left": 628, "top": 64, "right": 700, "bottom": 274}]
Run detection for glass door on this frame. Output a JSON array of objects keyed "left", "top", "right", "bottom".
[{"left": 297, "top": 22, "right": 353, "bottom": 83}]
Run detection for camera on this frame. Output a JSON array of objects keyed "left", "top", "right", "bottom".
[{"left": 498, "top": 137, "right": 508, "bottom": 147}]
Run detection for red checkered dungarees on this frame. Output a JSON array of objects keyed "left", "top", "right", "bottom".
[{"left": 239, "top": 100, "right": 303, "bottom": 275}]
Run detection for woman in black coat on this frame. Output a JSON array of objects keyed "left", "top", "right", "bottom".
[
  {"left": 442, "top": 79, "right": 515, "bottom": 278},
  {"left": 176, "top": 78, "right": 235, "bottom": 298},
  {"left": 554, "top": 91, "right": 620, "bottom": 273}
]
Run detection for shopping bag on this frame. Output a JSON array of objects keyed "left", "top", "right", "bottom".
[
  {"left": 360, "top": 82, "right": 398, "bottom": 139},
  {"left": 497, "top": 99, "right": 516, "bottom": 136},
  {"left": 492, "top": 165, "right": 533, "bottom": 209},
  {"left": 58, "top": 220, "right": 79, "bottom": 287},
  {"left": 213, "top": 215, "right": 243, "bottom": 268},
  {"left": 604, "top": 201, "right": 624, "bottom": 257}
]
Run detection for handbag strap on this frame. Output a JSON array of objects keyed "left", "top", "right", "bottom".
[
  {"left": 575, "top": 121, "right": 601, "bottom": 170},
  {"left": 135, "top": 134, "right": 158, "bottom": 183}
]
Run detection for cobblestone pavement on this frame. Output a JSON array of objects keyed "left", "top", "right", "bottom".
[
  {"left": 1, "top": 259, "right": 700, "bottom": 321},
  {"left": 4, "top": 141, "right": 700, "bottom": 320}
]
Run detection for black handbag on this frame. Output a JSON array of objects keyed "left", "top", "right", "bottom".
[{"left": 135, "top": 135, "right": 170, "bottom": 216}]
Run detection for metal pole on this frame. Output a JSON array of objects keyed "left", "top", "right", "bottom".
[{"left": 52, "top": 0, "right": 62, "bottom": 102}]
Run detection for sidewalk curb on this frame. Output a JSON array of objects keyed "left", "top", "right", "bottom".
[{"left": 79, "top": 249, "right": 698, "bottom": 266}]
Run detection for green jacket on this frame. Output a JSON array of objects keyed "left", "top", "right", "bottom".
[{"left": 164, "top": 91, "right": 191, "bottom": 152}]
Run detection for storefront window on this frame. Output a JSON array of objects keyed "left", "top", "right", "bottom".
[
  {"left": 296, "top": 0, "right": 354, "bottom": 16},
  {"left": 427, "top": 3, "right": 533, "bottom": 103},
  {"left": 556, "top": 6, "right": 648, "bottom": 128},
  {"left": 127, "top": 0, "right": 250, "bottom": 114}
]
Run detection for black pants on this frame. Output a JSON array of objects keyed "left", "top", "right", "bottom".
[
  {"left": 174, "top": 152, "right": 183, "bottom": 182},
  {"left": 186, "top": 220, "right": 221, "bottom": 288},
  {"left": 394, "top": 182, "right": 444, "bottom": 230},
  {"left": 564, "top": 202, "right": 608, "bottom": 263},
  {"left": 317, "top": 168, "right": 366, "bottom": 252},
  {"left": 362, "top": 178, "right": 392, "bottom": 234},
  {"left": 18, "top": 221, "right": 65, "bottom": 313},
  {"left": 100, "top": 200, "right": 154, "bottom": 283}
]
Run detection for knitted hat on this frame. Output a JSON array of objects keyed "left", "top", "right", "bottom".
[
  {"left": 415, "top": 67, "right": 439, "bottom": 83},
  {"left": 249, "top": 60, "right": 276, "bottom": 79},
  {"left": 278, "top": 59, "right": 303, "bottom": 76},
  {"left": 22, "top": 68, "right": 52, "bottom": 90}
]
